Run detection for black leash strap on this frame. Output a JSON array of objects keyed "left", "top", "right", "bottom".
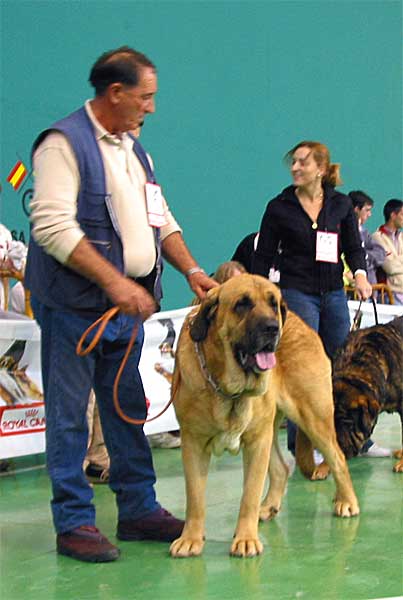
[{"left": 351, "top": 296, "right": 379, "bottom": 331}]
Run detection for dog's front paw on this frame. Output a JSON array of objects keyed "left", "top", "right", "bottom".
[
  {"left": 230, "top": 536, "right": 263, "bottom": 558},
  {"left": 334, "top": 497, "right": 360, "bottom": 517},
  {"left": 170, "top": 536, "right": 205, "bottom": 558}
]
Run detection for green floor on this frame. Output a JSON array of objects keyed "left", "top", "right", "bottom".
[{"left": 1, "top": 414, "right": 402, "bottom": 600}]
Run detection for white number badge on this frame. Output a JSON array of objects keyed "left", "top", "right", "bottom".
[
  {"left": 145, "top": 183, "right": 167, "bottom": 228},
  {"left": 315, "top": 231, "right": 338, "bottom": 263}
]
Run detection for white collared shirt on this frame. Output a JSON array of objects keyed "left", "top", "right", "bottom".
[{"left": 30, "top": 100, "right": 181, "bottom": 277}]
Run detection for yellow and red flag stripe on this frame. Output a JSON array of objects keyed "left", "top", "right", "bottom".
[{"left": 7, "top": 160, "right": 28, "bottom": 191}]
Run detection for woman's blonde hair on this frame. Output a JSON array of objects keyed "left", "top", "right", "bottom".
[
  {"left": 212, "top": 260, "right": 246, "bottom": 284},
  {"left": 285, "top": 140, "right": 342, "bottom": 187}
]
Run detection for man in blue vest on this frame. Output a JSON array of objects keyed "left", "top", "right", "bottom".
[{"left": 25, "top": 46, "right": 217, "bottom": 563}]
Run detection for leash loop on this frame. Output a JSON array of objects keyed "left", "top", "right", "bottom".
[
  {"left": 76, "top": 307, "right": 174, "bottom": 425},
  {"left": 76, "top": 307, "right": 119, "bottom": 355},
  {"left": 351, "top": 296, "right": 379, "bottom": 331}
]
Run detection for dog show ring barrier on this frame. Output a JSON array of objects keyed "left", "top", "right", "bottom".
[{"left": 0, "top": 301, "right": 402, "bottom": 460}]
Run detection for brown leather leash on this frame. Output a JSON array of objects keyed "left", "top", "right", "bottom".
[{"left": 76, "top": 307, "right": 176, "bottom": 425}]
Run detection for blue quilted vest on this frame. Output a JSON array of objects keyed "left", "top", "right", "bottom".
[{"left": 25, "top": 107, "right": 163, "bottom": 313}]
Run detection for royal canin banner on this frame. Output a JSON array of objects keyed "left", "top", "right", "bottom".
[
  {"left": 0, "top": 307, "right": 192, "bottom": 459},
  {"left": 0, "top": 403, "right": 46, "bottom": 436}
]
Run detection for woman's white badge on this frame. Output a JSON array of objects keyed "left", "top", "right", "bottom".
[
  {"left": 145, "top": 183, "right": 167, "bottom": 228},
  {"left": 315, "top": 231, "right": 338, "bottom": 263}
]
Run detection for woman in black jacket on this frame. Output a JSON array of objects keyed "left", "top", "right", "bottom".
[{"left": 252, "top": 141, "right": 373, "bottom": 454}]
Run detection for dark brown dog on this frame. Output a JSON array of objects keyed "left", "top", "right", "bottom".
[
  {"left": 331, "top": 316, "right": 403, "bottom": 473},
  {"left": 170, "top": 274, "right": 359, "bottom": 558}
]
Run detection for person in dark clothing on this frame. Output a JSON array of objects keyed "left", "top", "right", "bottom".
[
  {"left": 347, "top": 190, "right": 386, "bottom": 285},
  {"left": 252, "top": 140, "right": 372, "bottom": 455},
  {"left": 232, "top": 232, "right": 281, "bottom": 282},
  {"left": 231, "top": 232, "right": 259, "bottom": 272}
]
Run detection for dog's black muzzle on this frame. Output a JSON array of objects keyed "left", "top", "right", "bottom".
[{"left": 234, "top": 317, "right": 280, "bottom": 373}]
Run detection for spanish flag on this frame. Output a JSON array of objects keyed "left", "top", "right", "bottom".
[{"left": 7, "top": 160, "right": 28, "bottom": 191}]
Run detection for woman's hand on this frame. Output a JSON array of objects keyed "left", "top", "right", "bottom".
[{"left": 354, "top": 273, "right": 372, "bottom": 300}]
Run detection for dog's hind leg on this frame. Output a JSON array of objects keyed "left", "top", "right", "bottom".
[
  {"left": 393, "top": 450, "right": 403, "bottom": 472},
  {"left": 170, "top": 433, "right": 211, "bottom": 558},
  {"left": 298, "top": 414, "right": 360, "bottom": 517},
  {"left": 260, "top": 411, "right": 289, "bottom": 521},
  {"left": 393, "top": 412, "right": 403, "bottom": 473},
  {"left": 323, "top": 444, "right": 360, "bottom": 517},
  {"left": 295, "top": 427, "right": 316, "bottom": 478},
  {"left": 296, "top": 427, "right": 331, "bottom": 480}
]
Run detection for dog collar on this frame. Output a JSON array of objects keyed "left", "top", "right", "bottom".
[{"left": 194, "top": 341, "right": 243, "bottom": 401}]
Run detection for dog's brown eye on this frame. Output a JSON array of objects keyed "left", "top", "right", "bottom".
[{"left": 234, "top": 295, "right": 254, "bottom": 314}]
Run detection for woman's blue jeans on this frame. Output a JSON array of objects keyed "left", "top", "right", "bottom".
[
  {"left": 32, "top": 298, "right": 159, "bottom": 534},
  {"left": 280, "top": 288, "right": 351, "bottom": 455}
]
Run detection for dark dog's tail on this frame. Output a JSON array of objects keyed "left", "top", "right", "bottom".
[{"left": 295, "top": 427, "right": 315, "bottom": 478}]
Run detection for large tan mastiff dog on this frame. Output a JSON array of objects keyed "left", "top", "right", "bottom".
[{"left": 170, "top": 274, "right": 359, "bottom": 558}]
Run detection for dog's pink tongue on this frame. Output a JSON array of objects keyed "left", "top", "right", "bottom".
[{"left": 255, "top": 351, "right": 276, "bottom": 370}]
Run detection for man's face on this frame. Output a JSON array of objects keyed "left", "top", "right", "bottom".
[
  {"left": 355, "top": 203, "right": 372, "bottom": 225},
  {"left": 392, "top": 207, "right": 403, "bottom": 230},
  {"left": 115, "top": 66, "right": 157, "bottom": 132},
  {"left": 290, "top": 147, "right": 322, "bottom": 188}
]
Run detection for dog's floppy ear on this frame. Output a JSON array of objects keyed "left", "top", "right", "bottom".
[
  {"left": 189, "top": 288, "right": 220, "bottom": 342},
  {"left": 280, "top": 298, "right": 287, "bottom": 326}
]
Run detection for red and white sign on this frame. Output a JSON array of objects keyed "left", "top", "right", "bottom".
[{"left": 0, "top": 402, "right": 46, "bottom": 436}]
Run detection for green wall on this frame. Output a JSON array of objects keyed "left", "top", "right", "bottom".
[{"left": 1, "top": 0, "right": 402, "bottom": 309}]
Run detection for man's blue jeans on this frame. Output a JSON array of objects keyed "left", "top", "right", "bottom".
[
  {"left": 32, "top": 298, "right": 159, "bottom": 534},
  {"left": 280, "top": 288, "right": 351, "bottom": 455}
]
